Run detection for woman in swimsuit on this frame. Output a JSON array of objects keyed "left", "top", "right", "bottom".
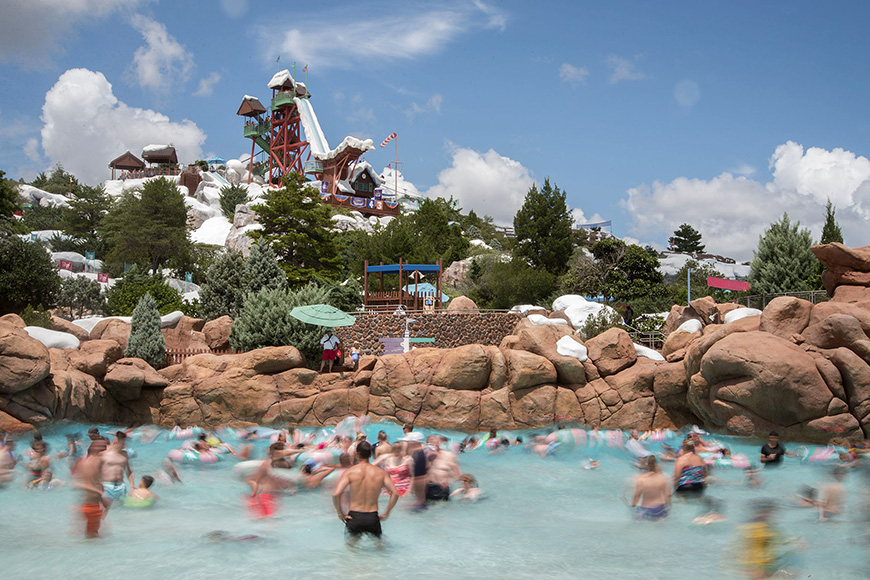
[
  {"left": 673, "top": 440, "right": 707, "bottom": 496},
  {"left": 373, "top": 443, "right": 414, "bottom": 497}
]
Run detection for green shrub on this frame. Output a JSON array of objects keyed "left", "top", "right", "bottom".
[
  {"left": 19, "top": 304, "right": 52, "bottom": 328},
  {"left": 105, "top": 266, "right": 184, "bottom": 316},
  {"left": 125, "top": 293, "right": 167, "bottom": 369},
  {"left": 219, "top": 184, "right": 250, "bottom": 221},
  {"left": 0, "top": 233, "right": 60, "bottom": 315},
  {"left": 58, "top": 276, "right": 105, "bottom": 318},
  {"left": 580, "top": 308, "right": 623, "bottom": 340}
]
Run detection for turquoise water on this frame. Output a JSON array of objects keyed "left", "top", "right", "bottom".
[{"left": 2, "top": 421, "right": 869, "bottom": 580}]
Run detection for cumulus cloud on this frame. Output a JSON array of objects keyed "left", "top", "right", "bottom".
[
  {"left": 570, "top": 207, "right": 606, "bottom": 227},
  {"left": 40, "top": 68, "right": 206, "bottom": 185},
  {"left": 193, "top": 72, "right": 222, "bottom": 97},
  {"left": 426, "top": 145, "right": 535, "bottom": 225},
  {"left": 559, "top": 63, "right": 589, "bottom": 86},
  {"left": 261, "top": 2, "right": 505, "bottom": 69},
  {"left": 128, "top": 15, "right": 194, "bottom": 94},
  {"left": 606, "top": 55, "right": 646, "bottom": 84},
  {"left": 0, "top": 0, "right": 139, "bottom": 67},
  {"left": 673, "top": 79, "right": 699, "bottom": 108},
  {"left": 406, "top": 94, "right": 443, "bottom": 120},
  {"left": 621, "top": 141, "right": 870, "bottom": 261}
]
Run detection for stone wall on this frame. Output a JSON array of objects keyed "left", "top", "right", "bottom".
[{"left": 336, "top": 312, "right": 522, "bottom": 355}]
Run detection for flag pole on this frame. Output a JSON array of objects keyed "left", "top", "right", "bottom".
[{"left": 394, "top": 135, "right": 398, "bottom": 201}]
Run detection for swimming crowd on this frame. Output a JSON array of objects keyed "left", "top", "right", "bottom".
[{"left": 1, "top": 420, "right": 868, "bottom": 578}]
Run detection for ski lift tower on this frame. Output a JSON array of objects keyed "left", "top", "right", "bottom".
[
  {"left": 265, "top": 69, "right": 311, "bottom": 186},
  {"left": 237, "top": 95, "right": 269, "bottom": 184}
]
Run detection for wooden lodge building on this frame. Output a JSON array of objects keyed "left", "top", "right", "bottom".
[
  {"left": 109, "top": 145, "right": 181, "bottom": 180},
  {"left": 316, "top": 158, "right": 400, "bottom": 218}
]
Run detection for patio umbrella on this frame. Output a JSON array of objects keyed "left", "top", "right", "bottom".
[
  {"left": 401, "top": 282, "right": 450, "bottom": 302},
  {"left": 289, "top": 304, "right": 356, "bottom": 327},
  {"left": 206, "top": 156, "right": 226, "bottom": 165}
]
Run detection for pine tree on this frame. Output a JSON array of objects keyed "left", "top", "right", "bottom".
[
  {"left": 668, "top": 223, "right": 705, "bottom": 253},
  {"left": 219, "top": 184, "right": 250, "bottom": 221},
  {"left": 198, "top": 250, "right": 248, "bottom": 320},
  {"left": 820, "top": 199, "right": 844, "bottom": 245},
  {"left": 251, "top": 172, "right": 342, "bottom": 286},
  {"left": 245, "top": 238, "right": 286, "bottom": 295},
  {"left": 748, "top": 213, "right": 816, "bottom": 294},
  {"left": 61, "top": 185, "right": 110, "bottom": 257},
  {"left": 125, "top": 293, "right": 167, "bottom": 369},
  {"left": 0, "top": 170, "right": 21, "bottom": 224},
  {"left": 58, "top": 276, "right": 104, "bottom": 318},
  {"left": 513, "top": 178, "right": 574, "bottom": 275},
  {"left": 0, "top": 232, "right": 60, "bottom": 314}
]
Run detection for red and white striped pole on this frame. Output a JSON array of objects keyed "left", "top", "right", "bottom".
[{"left": 380, "top": 133, "right": 398, "bottom": 201}]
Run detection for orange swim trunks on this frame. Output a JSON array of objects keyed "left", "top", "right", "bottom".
[
  {"left": 248, "top": 493, "right": 276, "bottom": 518},
  {"left": 82, "top": 502, "right": 103, "bottom": 538}
]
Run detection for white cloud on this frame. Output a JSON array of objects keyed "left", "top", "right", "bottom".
[
  {"left": 128, "top": 15, "right": 194, "bottom": 94},
  {"left": 193, "top": 72, "right": 222, "bottom": 97},
  {"left": 23, "top": 138, "right": 42, "bottom": 163},
  {"left": 673, "top": 79, "right": 699, "bottom": 108},
  {"left": 40, "top": 68, "right": 206, "bottom": 185},
  {"left": 406, "top": 94, "right": 443, "bottom": 120},
  {"left": 621, "top": 141, "right": 870, "bottom": 261},
  {"left": 262, "top": 3, "right": 502, "bottom": 69},
  {"left": 220, "top": 0, "right": 248, "bottom": 18},
  {"left": 571, "top": 207, "right": 605, "bottom": 227},
  {"left": 0, "top": 0, "right": 139, "bottom": 67},
  {"left": 730, "top": 163, "right": 756, "bottom": 177},
  {"left": 559, "top": 63, "right": 589, "bottom": 86},
  {"left": 426, "top": 145, "right": 535, "bottom": 225},
  {"left": 606, "top": 55, "right": 646, "bottom": 84}
]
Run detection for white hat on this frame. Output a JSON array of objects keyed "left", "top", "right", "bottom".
[{"left": 400, "top": 432, "right": 424, "bottom": 444}]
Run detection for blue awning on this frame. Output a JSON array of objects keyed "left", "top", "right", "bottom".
[{"left": 366, "top": 263, "right": 441, "bottom": 273}]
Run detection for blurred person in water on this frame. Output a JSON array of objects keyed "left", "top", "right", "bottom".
[
  {"left": 101, "top": 431, "right": 133, "bottom": 510},
  {"left": 737, "top": 500, "right": 803, "bottom": 579},
  {"left": 817, "top": 466, "right": 847, "bottom": 521},
  {"left": 0, "top": 435, "right": 18, "bottom": 486},
  {"left": 631, "top": 455, "right": 670, "bottom": 521},
  {"left": 75, "top": 439, "right": 110, "bottom": 538}
]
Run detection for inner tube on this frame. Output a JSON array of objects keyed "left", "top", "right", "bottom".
[
  {"left": 167, "top": 448, "right": 221, "bottom": 464},
  {"left": 122, "top": 495, "right": 154, "bottom": 508}
]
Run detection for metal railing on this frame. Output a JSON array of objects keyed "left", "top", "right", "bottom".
[{"left": 738, "top": 290, "right": 829, "bottom": 310}]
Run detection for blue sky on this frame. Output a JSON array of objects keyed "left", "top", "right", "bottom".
[{"left": 2, "top": 0, "right": 870, "bottom": 260}]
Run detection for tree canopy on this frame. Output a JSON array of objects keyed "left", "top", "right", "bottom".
[
  {"left": 748, "top": 213, "right": 816, "bottom": 294},
  {"left": 668, "top": 223, "right": 705, "bottom": 253},
  {"left": 0, "top": 232, "right": 60, "bottom": 314},
  {"left": 513, "top": 179, "right": 573, "bottom": 275}
]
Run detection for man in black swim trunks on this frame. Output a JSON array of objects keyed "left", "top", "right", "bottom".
[{"left": 332, "top": 441, "right": 399, "bottom": 545}]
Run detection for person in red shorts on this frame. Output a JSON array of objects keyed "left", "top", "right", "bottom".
[
  {"left": 75, "top": 439, "right": 109, "bottom": 538},
  {"left": 248, "top": 448, "right": 281, "bottom": 518},
  {"left": 318, "top": 329, "right": 340, "bottom": 374}
]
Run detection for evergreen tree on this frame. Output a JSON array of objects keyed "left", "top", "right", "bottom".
[
  {"left": 0, "top": 170, "right": 21, "bottom": 226},
  {"left": 251, "top": 172, "right": 342, "bottom": 286},
  {"left": 30, "top": 165, "right": 81, "bottom": 196},
  {"left": 245, "top": 238, "right": 286, "bottom": 295},
  {"left": 198, "top": 250, "right": 248, "bottom": 320},
  {"left": 125, "top": 293, "right": 167, "bottom": 369},
  {"left": 58, "top": 276, "right": 105, "bottom": 318},
  {"left": 100, "top": 177, "right": 190, "bottom": 274},
  {"left": 105, "top": 266, "right": 184, "bottom": 316},
  {"left": 60, "top": 185, "right": 110, "bottom": 257},
  {"left": 513, "top": 179, "right": 574, "bottom": 275},
  {"left": 606, "top": 244, "right": 665, "bottom": 302},
  {"left": 820, "top": 199, "right": 844, "bottom": 245},
  {"left": 0, "top": 232, "right": 60, "bottom": 314},
  {"left": 21, "top": 204, "right": 65, "bottom": 231},
  {"left": 748, "top": 213, "right": 816, "bottom": 294},
  {"left": 219, "top": 184, "right": 250, "bottom": 221},
  {"left": 668, "top": 223, "right": 705, "bottom": 253}
]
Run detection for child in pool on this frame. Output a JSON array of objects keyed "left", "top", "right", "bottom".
[
  {"left": 125, "top": 475, "right": 159, "bottom": 506},
  {"left": 450, "top": 474, "right": 481, "bottom": 501}
]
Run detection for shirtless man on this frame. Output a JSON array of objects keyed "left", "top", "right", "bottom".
[
  {"left": 332, "top": 441, "right": 399, "bottom": 545},
  {"left": 248, "top": 455, "right": 281, "bottom": 518},
  {"left": 101, "top": 431, "right": 133, "bottom": 509},
  {"left": 818, "top": 467, "right": 847, "bottom": 521},
  {"left": 373, "top": 431, "right": 392, "bottom": 459},
  {"left": 427, "top": 436, "right": 460, "bottom": 501},
  {"left": 76, "top": 439, "right": 109, "bottom": 538},
  {"left": 631, "top": 456, "right": 671, "bottom": 521}
]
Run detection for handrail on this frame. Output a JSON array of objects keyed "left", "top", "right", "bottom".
[{"left": 737, "top": 289, "right": 829, "bottom": 309}]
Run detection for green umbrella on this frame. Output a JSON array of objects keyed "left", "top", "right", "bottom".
[{"left": 289, "top": 304, "right": 356, "bottom": 327}]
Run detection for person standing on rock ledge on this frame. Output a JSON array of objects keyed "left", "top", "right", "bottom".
[{"left": 319, "top": 329, "right": 340, "bottom": 374}]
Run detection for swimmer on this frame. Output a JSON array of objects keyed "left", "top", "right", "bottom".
[
  {"left": 0, "top": 436, "right": 18, "bottom": 485},
  {"left": 818, "top": 467, "right": 847, "bottom": 521},
  {"left": 631, "top": 456, "right": 670, "bottom": 521},
  {"left": 738, "top": 500, "right": 803, "bottom": 579},
  {"left": 26, "top": 440, "right": 50, "bottom": 488},
  {"left": 450, "top": 473, "right": 482, "bottom": 501},
  {"left": 101, "top": 431, "right": 134, "bottom": 509},
  {"left": 299, "top": 460, "right": 336, "bottom": 490},
  {"left": 673, "top": 440, "right": 707, "bottom": 497},
  {"left": 332, "top": 441, "right": 399, "bottom": 546},
  {"left": 75, "top": 439, "right": 110, "bottom": 539},
  {"left": 427, "top": 436, "right": 460, "bottom": 502},
  {"left": 125, "top": 475, "right": 158, "bottom": 506},
  {"left": 373, "top": 443, "right": 414, "bottom": 497},
  {"left": 372, "top": 431, "right": 392, "bottom": 459},
  {"left": 583, "top": 459, "right": 600, "bottom": 470},
  {"left": 691, "top": 497, "right": 727, "bottom": 525},
  {"left": 794, "top": 486, "right": 816, "bottom": 507},
  {"left": 248, "top": 458, "right": 280, "bottom": 518}
]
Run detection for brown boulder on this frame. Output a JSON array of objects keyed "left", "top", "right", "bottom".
[
  {"left": 0, "top": 322, "right": 51, "bottom": 393},
  {"left": 689, "top": 296, "right": 719, "bottom": 324},
  {"left": 0, "top": 409, "right": 35, "bottom": 433},
  {"left": 389, "top": 383, "right": 428, "bottom": 417},
  {"left": 407, "top": 348, "right": 444, "bottom": 384},
  {"left": 485, "top": 345, "right": 507, "bottom": 391},
  {"left": 89, "top": 318, "right": 131, "bottom": 349},
  {"left": 605, "top": 357, "right": 657, "bottom": 404},
  {"left": 312, "top": 386, "right": 369, "bottom": 424},
  {"left": 510, "top": 385, "right": 556, "bottom": 427},
  {"left": 684, "top": 315, "right": 761, "bottom": 379},
  {"left": 821, "top": 269, "right": 870, "bottom": 294},
  {"left": 585, "top": 327, "right": 636, "bottom": 377},
  {"left": 274, "top": 367, "right": 320, "bottom": 398},
  {"left": 829, "top": 348, "right": 870, "bottom": 429},
  {"left": 446, "top": 296, "right": 479, "bottom": 313},
  {"left": 103, "top": 358, "right": 169, "bottom": 402},
  {"left": 503, "top": 349, "right": 557, "bottom": 391},
  {"left": 515, "top": 325, "right": 587, "bottom": 385},
  {"left": 235, "top": 346, "right": 304, "bottom": 374},
  {"left": 716, "top": 303, "right": 742, "bottom": 322},
  {"left": 370, "top": 354, "right": 415, "bottom": 395},
  {"left": 193, "top": 368, "right": 278, "bottom": 424},
  {"left": 356, "top": 355, "right": 377, "bottom": 373},
  {"left": 203, "top": 316, "right": 233, "bottom": 351},
  {"left": 313, "top": 373, "right": 354, "bottom": 392},
  {"left": 48, "top": 349, "right": 119, "bottom": 422},
  {"left": 662, "top": 304, "right": 703, "bottom": 335},
  {"left": 0, "top": 313, "right": 25, "bottom": 327},
  {"left": 809, "top": 301, "right": 870, "bottom": 337},
  {"left": 50, "top": 316, "right": 90, "bottom": 342},
  {"left": 159, "top": 384, "right": 203, "bottom": 426},
  {"left": 68, "top": 339, "right": 124, "bottom": 378},
  {"left": 162, "top": 316, "right": 209, "bottom": 351},
  {"left": 832, "top": 285, "right": 870, "bottom": 303},
  {"left": 759, "top": 296, "right": 813, "bottom": 339},
  {"left": 812, "top": 242, "right": 870, "bottom": 273},
  {"left": 430, "top": 344, "right": 490, "bottom": 390},
  {"left": 802, "top": 313, "right": 868, "bottom": 349},
  {"left": 480, "top": 388, "right": 513, "bottom": 429},
  {"left": 416, "top": 388, "right": 480, "bottom": 431},
  {"left": 661, "top": 330, "right": 699, "bottom": 360}
]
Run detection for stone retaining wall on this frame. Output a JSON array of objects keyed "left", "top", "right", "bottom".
[{"left": 336, "top": 312, "right": 522, "bottom": 355}]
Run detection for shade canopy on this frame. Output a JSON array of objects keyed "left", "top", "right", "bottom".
[
  {"left": 289, "top": 304, "right": 356, "bottom": 327},
  {"left": 402, "top": 282, "right": 449, "bottom": 302},
  {"left": 206, "top": 157, "right": 226, "bottom": 165}
]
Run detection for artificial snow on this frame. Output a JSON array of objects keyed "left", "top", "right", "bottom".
[
  {"left": 509, "top": 304, "right": 548, "bottom": 315},
  {"left": 556, "top": 335, "right": 588, "bottom": 362},
  {"left": 526, "top": 314, "right": 572, "bottom": 327},
  {"left": 192, "top": 215, "right": 232, "bottom": 246},
  {"left": 724, "top": 307, "right": 762, "bottom": 324},
  {"left": 676, "top": 319, "right": 703, "bottom": 334},
  {"left": 25, "top": 326, "right": 80, "bottom": 350},
  {"left": 17, "top": 184, "right": 70, "bottom": 208},
  {"left": 634, "top": 343, "right": 665, "bottom": 361},
  {"left": 470, "top": 239, "right": 493, "bottom": 250},
  {"left": 72, "top": 311, "right": 184, "bottom": 333},
  {"left": 268, "top": 69, "right": 294, "bottom": 89},
  {"left": 658, "top": 252, "right": 751, "bottom": 279}
]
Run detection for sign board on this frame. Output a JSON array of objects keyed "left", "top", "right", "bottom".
[
  {"left": 85, "top": 251, "right": 95, "bottom": 260},
  {"left": 59, "top": 260, "right": 73, "bottom": 271},
  {"left": 97, "top": 273, "right": 109, "bottom": 283},
  {"left": 706, "top": 276, "right": 750, "bottom": 292},
  {"left": 185, "top": 273, "right": 193, "bottom": 283},
  {"left": 378, "top": 337, "right": 405, "bottom": 355},
  {"left": 30, "top": 233, "right": 38, "bottom": 241}
]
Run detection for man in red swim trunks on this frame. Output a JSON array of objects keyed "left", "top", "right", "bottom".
[
  {"left": 332, "top": 441, "right": 399, "bottom": 546},
  {"left": 75, "top": 439, "right": 109, "bottom": 538}
]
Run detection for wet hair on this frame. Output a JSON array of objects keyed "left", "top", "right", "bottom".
[
  {"left": 116, "top": 431, "right": 127, "bottom": 440},
  {"left": 489, "top": 429, "right": 498, "bottom": 438},
  {"left": 199, "top": 434, "right": 207, "bottom": 441},
  {"left": 302, "top": 463, "right": 314, "bottom": 475},
  {"left": 515, "top": 436, "right": 523, "bottom": 444},
  {"left": 403, "top": 424, "right": 413, "bottom": 433},
  {"left": 500, "top": 438, "right": 510, "bottom": 446},
  {"left": 377, "top": 431, "right": 388, "bottom": 442},
  {"left": 269, "top": 442, "right": 284, "bottom": 451},
  {"left": 769, "top": 431, "right": 779, "bottom": 437},
  {"left": 646, "top": 455, "right": 658, "bottom": 471},
  {"left": 682, "top": 440, "right": 695, "bottom": 452},
  {"left": 356, "top": 440, "right": 373, "bottom": 460},
  {"left": 141, "top": 475, "right": 154, "bottom": 489}
]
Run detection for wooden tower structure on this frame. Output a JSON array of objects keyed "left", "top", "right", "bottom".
[{"left": 266, "top": 70, "right": 310, "bottom": 186}]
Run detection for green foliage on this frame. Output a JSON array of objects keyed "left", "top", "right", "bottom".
[
  {"left": 30, "top": 166, "right": 82, "bottom": 196},
  {"left": 105, "top": 266, "right": 184, "bottom": 316},
  {"left": 19, "top": 304, "right": 52, "bottom": 328},
  {"left": 21, "top": 204, "right": 65, "bottom": 231},
  {"left": 125, "top": 293, "right": 167, "bottom": 369},
  {"left": 314, "top": 276, "right": 363, "bottom": 313},
  {"left": 230, "top": 283, "right": 331, "bottom": 365},
  {"left": 631, "top": 313, "right": 665, "bottom": 333},
  {"left": 251, "top": 173, "right": 342, "bottom": 286},
  {"left": 580, "top": 308, "right": 623, "bottom": 340},
  {"left": 100, "top": 177, "right": 190, "bottom": 274},
  {"left": 0, "top": 233, "right": 60, "bottom": 315},
  {"left": 668, "top": 223, "right": 705, "bottom": 254},
  {"left": 246, "top": 238, "right": 287, "bottom": 295},
  {"left": 820, "top": 199, "right": 844, "bottom": 245},
  {"left": 513, "top": 179, "right": 574, "bottom": 275},
  {"left": 169, "top": 243, "right": 223, "bottom": 286},
  {"left": 198, "top": 250, "right": 248, "bottom": 320},
  {"left": 59, "top": 185, "right": 110, "bottom": 258},
  {"left": 560, "top": 240, "right": 665, "bottom": 306},
  {"left": 605, "top": 245, "right": 665, "bottom": 302},
  {"left": 464, "top": 256, "right": 556, "bottom": 309},
  {"left": 749, "top": 213, "right": 816, "bottom": 294},
  {"left": 219, "top": 184, "right": 250, "bottom": 221},
  {"left": 0, "top": 170, "right": 22, "bottom": 226},
  {"left": 464, "top": 224, "right": 484, "bottom": 241},
  {"left": 58, "top": 276, "right": 105, "bottom": 318},
  {"left": 193, "top": 160, "right": 209, "bottom": 171}
]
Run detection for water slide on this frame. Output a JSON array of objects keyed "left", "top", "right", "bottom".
[
  {"left": 294, "top": 97, "right": 330, "bottom": 157},
  {"left": 205, "top": 171, "right": 231, "bottom": 187}
]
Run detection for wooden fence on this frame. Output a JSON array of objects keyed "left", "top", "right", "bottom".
[{"left": 165, "top": 348, "right": 236, "bottom": 366}]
